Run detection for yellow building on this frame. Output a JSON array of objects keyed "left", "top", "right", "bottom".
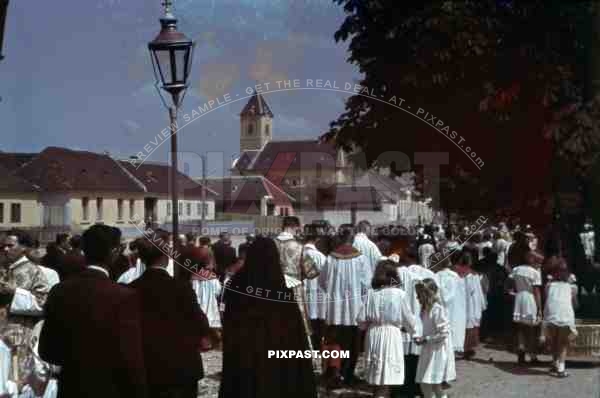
[{"left": 0, "top": 147, "right": 217, "bottom": 235}]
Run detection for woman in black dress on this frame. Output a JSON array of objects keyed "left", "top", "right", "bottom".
[{"left": 219, "top": 237, "right": 317, "bottom": 398}]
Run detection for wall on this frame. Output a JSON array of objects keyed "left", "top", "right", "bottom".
[
  {"left": 157, "top": 198, "right": 215, "bottom": 223},
  {"left": 69, "top": 193, "right": 146, "bottom": 229},
  {"left": 0, "top": 194, "right": 41, "bottom": 228}
]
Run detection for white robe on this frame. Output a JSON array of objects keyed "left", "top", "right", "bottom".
[
  {"left": 404, "top": 265, "right": 439, "bottom": 355},
  {"left": 0, "top": 339, "right": 18, "bottom": 397},
  {"left": 118, "top": 258, "right": 174, "bottom": 284},
  {"left": 38, "top": 266, "right": 60, "bottom": 289},
  {"left": 357, "top": 288, "right": 417, "bottom": 385},
  {"left": 408, "top": 264, "right": 439, "bottom": 286},
  {"left": 416, "top": 303, "right": 456, "bottom": 384},
  {"left": 319, "top": 252, "right": 372, "bottom": 326},
  {"left": 21, "top": 321, "right": 59, "bottom": 398},
  {"left": 397, "top": 267, "right": 421, "bottom": 354},
  {"left": 436, "top": 268, "right": 466, "bottom": 352},
  {"left": 191, "top": 278, "right": 222, "bottom": 328},
  {"left": 580, "top": 231, "right": 595, "bottom": 260},
  {"left": 303, "top": 244, "right": 327, "bottom": 320},
  {"left": 418, "top": 244, "right": 435, "bottom": 268},
  {"left": 476, "top": 241, "right": 493, "bottom": 260},
  {"left": 465, "top": 273, "right": 487, "bottom": 329},
  {"left": 353, "top": 233, "right": 383, "bottom": 273},
  {"left": 494, "top": 238, "right": 510, "bottom": 267}
]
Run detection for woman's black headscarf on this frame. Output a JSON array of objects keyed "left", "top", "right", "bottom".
[{"left": 226, "top": 236, "right": 296, "bottom": 313}]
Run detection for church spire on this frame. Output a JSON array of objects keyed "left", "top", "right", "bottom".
[{"left": 240, "top": 91, "right": 274, "bottom": 118}]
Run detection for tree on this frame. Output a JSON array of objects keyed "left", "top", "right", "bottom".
[{"left": 326, "top": 0, "right": 593, "bottom": 223}]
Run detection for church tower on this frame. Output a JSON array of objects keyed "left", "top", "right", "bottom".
[{"left": 240, "top": 92, "right": 273, "bottom": 152}]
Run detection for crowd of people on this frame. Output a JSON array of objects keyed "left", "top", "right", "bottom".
[{"left": 0, "top": 217, "right": 583, "bottom": 398}]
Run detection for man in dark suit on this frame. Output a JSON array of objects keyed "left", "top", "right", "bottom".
[
  {"left": 130, "top": 229, "right": 210, "bottom": 398},
  {"left": 212, "top": 232, "right": 236, "bottom": 277},
  {"left": 39, "top": 225, "right": 147, "bottom": 398}
]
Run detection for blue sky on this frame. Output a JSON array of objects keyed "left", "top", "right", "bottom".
[{"left": 0, "top": 0, "right": 359, "bottom": 177}]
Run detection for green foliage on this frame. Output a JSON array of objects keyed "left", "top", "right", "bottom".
[{"left": 327, "top": 0, "right": 596, "bottom": 215}]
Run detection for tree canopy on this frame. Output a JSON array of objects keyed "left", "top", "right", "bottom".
[{"left": 327, "top": 0, "right": 598, "bottom": 223}]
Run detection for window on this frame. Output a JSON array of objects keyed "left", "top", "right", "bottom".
[
  {"left": 0, "top": 203, "right": 3, "bottom": 223},
  {"left": 129, "top": 199, "right": 135, "bottom": 220},
  {"left": 247, "top": 123, "right": 254, "bottom": 135},
  {"left": 197, "top": 203, "right": 202, "bottom": 215},
  {"left": 178, "top": 202, "right": 183, "bottom": 216},
  {"left": 82, "top": 197, "right": 90, "bottom": 221},
  {"left": 265, "top": 124, "right": 270, "bottom": 136},
  {"left": 117, "top": 199, "right": 124, "bottom": 221},
  {"left": 10, "top": 203, "right": 21, "bottom": 223},
  {"left": 167, "top": 202, "right": 172, "bottom": 216},
  {"left": 203, "top": 203, "right": 209, "bottom": 217},
  {"left": 96, "top": 198, "right": 103, "bottom": 220},
  {"left": 186, "top": 203, "right": 191, "bottom": 216}
]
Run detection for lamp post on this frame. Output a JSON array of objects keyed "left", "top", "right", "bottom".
[
  {"left": 148, "top": 0, "right": 194, "bottom": 281},
  {"left": 200, "top": 153, "right": 206, "bottom": 233},
  {"left": 0, "top": 0, "right": 8, "bottom": 62}
]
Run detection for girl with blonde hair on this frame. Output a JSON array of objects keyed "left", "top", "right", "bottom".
[{"left": 414, "top": 279, "right": 456, "bottom": 398}]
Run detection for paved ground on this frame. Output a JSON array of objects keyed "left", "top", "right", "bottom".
[{"left": 198, "top": 344, "right": 600, "bottom": 397}]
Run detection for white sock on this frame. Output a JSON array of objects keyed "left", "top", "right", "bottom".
[{"left": 557, "top": 361, "right": 565, "bottom": 372}]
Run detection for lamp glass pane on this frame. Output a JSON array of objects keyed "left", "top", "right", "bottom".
[
  {"left": 153, "top": 48, "right": 173, "bottom": 86},
  {"left": 174, "top": 47, "right": 187, "bottom": 83}
]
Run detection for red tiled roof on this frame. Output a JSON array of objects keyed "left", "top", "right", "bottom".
[
  {"left": 0, "top": 152, "right": 36, "bottom": 172},
  {"left": 15, "top": 147, "right": 145, "bottom": 193},
  {"left": 240, "top": 92, "right": 273, "bottom": 118},
  {"left": 0, "top": 165, "right": 39, "bottom": 193},
  {"left": 119, "top": 161, "right": 218, "bottom": 199},
  {"left": 205, "top": 176, "right": 294, "bottom": 213},
  {"left": 237, "top": 140, "right": 337, "bottom": 172}
]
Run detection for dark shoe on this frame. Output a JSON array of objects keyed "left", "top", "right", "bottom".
[
  {"left": 517, "top": 351, "right": 526, "bottom": 365},
  {"left": 529, "top": 357, "right": 543, "bottom": 366}
]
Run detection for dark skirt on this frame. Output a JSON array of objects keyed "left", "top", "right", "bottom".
[{"left": 219, "top": 307, "right": 317, "bottom": 398}]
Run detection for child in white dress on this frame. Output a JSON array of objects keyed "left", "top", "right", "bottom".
[
  {"left": 414, "top": 278, "right": 456, "bottom": 398},
  {"left": 542, "top": 266, "right": 578, "bottom": 378},
  {"left": 357, "top": 261, "right": 417, "bottom": 398},
  {"left": 509, "top": 251, "right": 543, "bottom": 364}
]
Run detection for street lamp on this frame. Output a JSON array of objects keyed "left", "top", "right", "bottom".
[
  {"left": 0, "top": 0, "right": 8, "bottom": 62},
  {"left": 148, "top": 0, "right": 194, "bottom": 281}
]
